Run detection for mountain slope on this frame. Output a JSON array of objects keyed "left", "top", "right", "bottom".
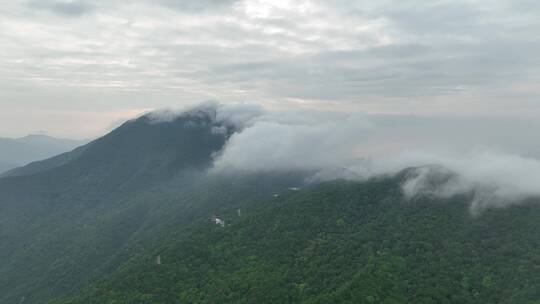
[
  {"left": 0, "top": 107, "right": 283, "bottom": 304},
  {"left": 52, "top": 179, "right": 540, "bottom": 304}
]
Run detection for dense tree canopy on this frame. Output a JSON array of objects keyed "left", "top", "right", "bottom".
[{"left": 52, "top": 179, "right": 540, "bottom": 304}]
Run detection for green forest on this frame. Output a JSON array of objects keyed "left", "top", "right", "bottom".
[{"left": 51, "top": 179, "right": 540, "bottom": 304}]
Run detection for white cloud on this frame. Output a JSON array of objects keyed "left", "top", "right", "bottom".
[
  {"left": 385, "top": 151, "right": 540, "bottom": 213},
  {"left": 209, "top": 103, "right": 540, "bottom": 211}
]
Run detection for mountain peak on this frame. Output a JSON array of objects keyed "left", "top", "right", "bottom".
[{"left": 2, "top": 106, "right": 235, "bottom": 197}]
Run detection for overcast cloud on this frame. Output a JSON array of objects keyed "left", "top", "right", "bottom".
[{"left": 1, "top": 0, "right": 539, "bottom": 138}]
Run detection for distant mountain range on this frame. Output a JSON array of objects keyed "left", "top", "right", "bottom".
[
  {"left": 0, "top": 161, "right": 14, "bottom": 174},
  {"left": 0, "top": 134, "right": 86, "bottom": 174},
  {"left": 1, "top": 106, "right": 539, "bottom": 304}
]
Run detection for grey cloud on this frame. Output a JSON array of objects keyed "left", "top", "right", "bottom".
[
  {"left": 27, "top": 0, "right": 95, "bottom": 17},
  {"left": 202, "top": 38, "right": 540, "bottom": 101},
  {"left": 1, "top": 0, "right": 540, "bottom": 138},
  {"left": 146, "top": 101, "right": 264, "bottom": 132},
  {"left": 155, "top": 0, "right": 238, "bottom": 12},
  {"left": 381, "top": 2, "right": 485, "bottom": 37}
]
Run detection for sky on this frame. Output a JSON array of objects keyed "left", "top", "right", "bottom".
[
  {"left": 1, "top": 0, "right": 539, "bottom": 139},
  {"left": 1, "top": 0, "right": 540, "bottom": 209}
]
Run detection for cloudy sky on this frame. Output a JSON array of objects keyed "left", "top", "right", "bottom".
[{"left": 1, "top": 0, "right": 539, "bottom": 138}]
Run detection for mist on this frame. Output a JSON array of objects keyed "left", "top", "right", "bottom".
[{"left": 164, "top": 102, "right": 540, "bottom": 211}]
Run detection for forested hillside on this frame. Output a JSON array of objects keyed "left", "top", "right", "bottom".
[{"left": 52, "top": 179, "right": 540, "bottom": 304}]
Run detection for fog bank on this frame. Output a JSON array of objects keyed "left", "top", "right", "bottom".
[{"left": 154, "top": 102, "right": 540, "bottom": 211}]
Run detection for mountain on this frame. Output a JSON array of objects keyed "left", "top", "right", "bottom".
[
  {"left": 0, "top": 161, "right": 15, "bottom": 174},
  {"left": 1, "top": 106, "right": 540, "bottom": 304},
  {"left": 0, "top": 108, "right": 223, "bottom": 302},
  {"left": 0, "top": 107, "right": 306, "bottom": 304},
  {"left": 0, "top": 134, "right": 86, "bottom": 174}
]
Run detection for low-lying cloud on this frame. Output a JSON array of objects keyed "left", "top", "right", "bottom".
[
  {"left": 213, "top": 113, "right": 372, "bottom": 172},
  {"left": 380, "top": 151, "right": 540, "bottom": 213},
  {"left": 186, "top": 102, "right": 540, "bottom": 212}
]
